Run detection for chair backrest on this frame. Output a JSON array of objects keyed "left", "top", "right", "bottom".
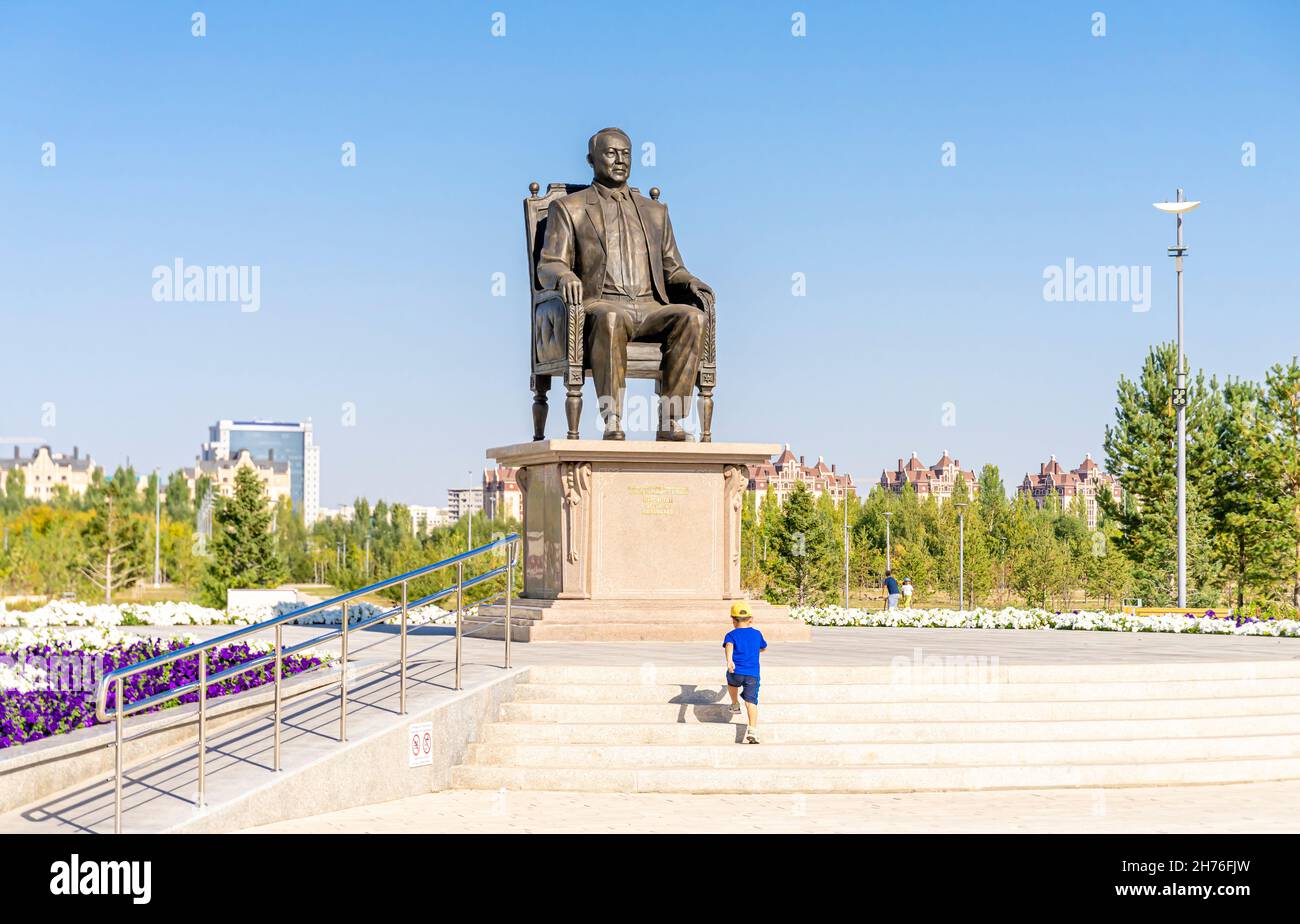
[
  {"left": 523, "top": 182, "right": 651, "bottom": 295},
  {"left": 524, "top": 183, "right": 584, "bottom": 295}
]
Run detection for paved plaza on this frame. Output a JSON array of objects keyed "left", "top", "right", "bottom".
[
  {"left": 6, "top": 623, "right": 1296, "bottom": 834},
  {"left": 147, "top": 620, "right": 1300, "bottom": 669},
  {"left": 241, "top": 781, "right": 1300, "bottom": 834}
]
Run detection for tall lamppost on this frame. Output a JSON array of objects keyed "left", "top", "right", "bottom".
[
  {"left": 1154, "top": 190, "right": 1201, "bottom": 608},
  {"left": 153, "top": 468, "right": 161, "bottom": 587},
  {"left": 954, "top": 502, "right": 968, "bottom": 610},
  {"left": 842, "top": 488, "right": 851, "bottom": 607},
  {"left": 884, "top": 511, "right": 893, "bottom": 573},
  {"left": 467, "top": 469, "right": 474, "bottom": 551}
]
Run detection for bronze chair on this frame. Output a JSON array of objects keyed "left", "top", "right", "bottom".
[{"left": 524, "top": 181, "right": 716, "bottom": 441}]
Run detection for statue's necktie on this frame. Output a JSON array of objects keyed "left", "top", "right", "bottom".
[{"left": 615, "top": 190, "right": 633, "bottom": 297}]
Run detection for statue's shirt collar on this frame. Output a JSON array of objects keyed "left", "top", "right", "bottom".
[{"left": 592, "top": 181, "right": 631, "bottom": 202}]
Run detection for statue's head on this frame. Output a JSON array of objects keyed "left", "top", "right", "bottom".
[{"left": 587, "top": 127, "right": 632, "bottom": 187}]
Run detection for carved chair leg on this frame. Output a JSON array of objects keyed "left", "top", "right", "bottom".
[
  {"left": 564, "top": 380, "right": 583, "bottom": 439},
  {"left": 531, "top": 374, "right": 551, "bottom": 441},
  {"left": 697, "top": 385, "right": 714, "bottom": 443}
]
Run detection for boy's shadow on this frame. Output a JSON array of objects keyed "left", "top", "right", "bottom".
[{"left": 666, "top": 685, "right": 745, "bottom": 742}]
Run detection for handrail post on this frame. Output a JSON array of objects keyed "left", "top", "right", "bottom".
[
  {"left": 504, "top": 541, "right": 514, "bottom": 669},
  {"left": 197, "top": 650, "right": 207, "bottom": 809},
  {"left": 340, "top": 600, "right": 349, "bottom": 741},
  {"left": 274, "top": 623, "right": 283, "bottom": 771},
  {"left": 455, "top": 560, "right": 464, "bottom": 690},
  {"left": 400, "top": 580, "right": 408, "bottom": 714},
  {"left": 114, "top": 676, "right": 123, "bottom": 834}
]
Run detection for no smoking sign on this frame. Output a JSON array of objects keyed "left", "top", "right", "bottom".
[{"left": 408, "top": 721, "right": 433, "bottom": 767}]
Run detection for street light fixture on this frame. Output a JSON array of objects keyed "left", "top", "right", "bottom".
[{"left": 1153, "top": 189, "right": 1200, "bottom": 608}]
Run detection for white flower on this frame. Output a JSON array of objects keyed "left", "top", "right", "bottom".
[{"left": 790, "top": 605, "right": 1300, "bottom": 637}]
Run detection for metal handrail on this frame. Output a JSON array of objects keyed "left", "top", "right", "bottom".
[{"left": 95, "top": 533, "right": 519, "bottom": 833}]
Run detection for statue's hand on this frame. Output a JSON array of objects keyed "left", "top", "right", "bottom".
[
  {"left": 688, "top": 279, "right": 715, "bottom": 311},
  {"left": 559, "top": 273, "right": 583, "bottom": 308}
]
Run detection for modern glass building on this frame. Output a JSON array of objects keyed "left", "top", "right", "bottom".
[{"left": 202, "top": 419, "right": 320, "bottom": 525}]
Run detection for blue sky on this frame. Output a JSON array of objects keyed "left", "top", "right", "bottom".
[{"left": 2, "top": 1, "right": 1298, "bottom": 506}]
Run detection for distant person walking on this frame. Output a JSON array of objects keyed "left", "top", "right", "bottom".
[
  {"left": 901, "top": 578, "right": 914, "bottom": 609},
  {"left": 883, "top": 570, "right": 901, "bottom": 610}
]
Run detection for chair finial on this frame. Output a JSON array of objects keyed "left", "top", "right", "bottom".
[
  {"left": 649, "top": 187, "right": 660, "bottom": 201},
  {"left": 528, "top": 182, "right": 540, "bottom": 197}
]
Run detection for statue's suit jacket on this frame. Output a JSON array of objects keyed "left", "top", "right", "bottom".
[{"left": 537, "top": 184, "right": 699, "bottom": 306}]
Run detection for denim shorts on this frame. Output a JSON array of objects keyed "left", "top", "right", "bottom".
[{"left": 726, "top": 671, "right": 760, "bottom": 704}]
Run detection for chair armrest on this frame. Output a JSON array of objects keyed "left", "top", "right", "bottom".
[
  {"left": 700, "top": 301, "right": 716, "bottom": 371},
  {"left": 532, "top": 293, "right": 585, "bottom": 379}
]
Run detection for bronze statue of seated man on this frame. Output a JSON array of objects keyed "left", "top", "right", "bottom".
[{"left": 537, "top": 127, "right": 715, "bottom": 441}]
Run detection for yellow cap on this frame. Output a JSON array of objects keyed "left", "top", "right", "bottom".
[{"left": 730, "top": 602, "right": 753, "bottom": 619}]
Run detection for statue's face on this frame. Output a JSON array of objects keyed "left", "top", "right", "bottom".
[{"left": 588, "top": 133, "right": 631, "bottom": 187}]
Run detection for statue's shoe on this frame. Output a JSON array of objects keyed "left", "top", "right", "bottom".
[
  {"left": 655, "top": 426, "right": 690, "bottom": 442},
  {"left": 602, "top": 429, "right": 626, "bottom": 441}
]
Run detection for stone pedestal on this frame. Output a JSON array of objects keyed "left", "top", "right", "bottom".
[{"left": 475, "top": 440, "right": 810, "bottom": 642}]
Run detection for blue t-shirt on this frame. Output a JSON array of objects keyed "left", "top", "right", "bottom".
[
  {"left": 723, "top": 626, "right": 767, "bottom": 676},
  {"left": 884, "top": 576, "right": 900, "bottom": 594}
]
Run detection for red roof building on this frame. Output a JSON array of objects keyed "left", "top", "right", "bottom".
[
  {"left": 748, "top": 445, "right": 855, "bottom": 508},
  {"left": 482, "top": 464, "right": 521, "bottom": 521},
  {"left": 879, "top": 451, "right": 979, "bottom": 504},
  {"left": 1016, "top": 453, "right": 1121, "bottom": 528}
]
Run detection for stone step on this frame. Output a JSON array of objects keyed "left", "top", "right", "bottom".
[
  {"left": 478, "top": 713, "right": 1300, "bottom": 745},
  {"left": 508, "top": 677, "right": 1300, "bottom": 704},
  {"left": 464, "top": 621, "right": 810, "bottom": 642},
  {"left": 498, "top": 694, "right": 1300, "bottom": 724},
  {"left": 466, "top": 734, "right": 1300, "bottom": 769},
  {"left": 480, "top": 599, "right": 790, "bottom": 617},
  {"left": 469, "top": 600, "right": 810, "bottom": 642},
  {"left": 450, "top": 755, "right": 1300, "bottom": 793},
  {"left": 476, "top": 611, "right": 789, "bottom": 625},
  {"left": 523, "top": 661, "right": 1300, "bottom": 685}
]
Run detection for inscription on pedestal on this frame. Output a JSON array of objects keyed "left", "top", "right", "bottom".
[
  {"left": 590, "top": 466, "right": 720, "bottom": 598},
  {"left": 629, "top": 484, "right": 689, "bottom": 517}
]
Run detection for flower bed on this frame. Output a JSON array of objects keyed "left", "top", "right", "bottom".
[
  {"left": 0, "top": 598, "right": 457, "bottom": 630},
  {"left": 792, "top": 606, "right": 1300, "bottom": 637},
  {"left": 270, "top": 599, "right": 453, "bottom": 627},
  {"left": 0, "top": 600, "right": 266, "bottom": 629},
  {"left": 0, "top": 627, "right": 333, "bottom": 749}
]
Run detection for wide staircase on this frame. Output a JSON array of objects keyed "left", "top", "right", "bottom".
[{"left": 451, "top": 662, "right": 1300, "bottom": 793}]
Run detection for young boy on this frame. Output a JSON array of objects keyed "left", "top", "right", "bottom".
[{"left": 723, "top": 602, "right": 767, "bottom": 744}]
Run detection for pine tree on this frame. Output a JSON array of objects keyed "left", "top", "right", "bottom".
[
  {"left": 1103, "top": 343, "right": 1222, "bottom": 605},
  {"left": 164, "top": 469, "right": 194, "bottom": 523},
  {"left": 740, "top": 489, "right": 764, "bottom": 593},
  {"left": 199, "top": 466, "right": 286, "bottom": 607},
  {"left": 941, "top": 493, "right": 993, "bottom": 607},
  {"left": 274, "top": 495, "right": 313, "bottom": 583},
  {"left": 1264, "top": 359, "right": 1300, "bottom": 608},
  {"left": 1083, "top": 525, "right": 1133, "bottom": 609},
  {"left": 2, "top": 467, "right": 26, "bottom": 515},
  {"left": 82, "top": 478, "right": 146, "bottom": 602},
  {"left": 765, "top": 482, "right": 838, "bottom": 606},
  {"left": 1210, "top": 379, "right": 1291, "bottom": 610}
]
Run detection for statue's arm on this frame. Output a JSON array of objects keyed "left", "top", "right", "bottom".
[
  {"left": 662, "top": 207, "right": 714, "bottom": 309},
  {"left": 537, "top": 201, "right": 577, "bottom": 292},
  {"left": 660, "top": 207, "right": 696, "bottom": 291}
]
